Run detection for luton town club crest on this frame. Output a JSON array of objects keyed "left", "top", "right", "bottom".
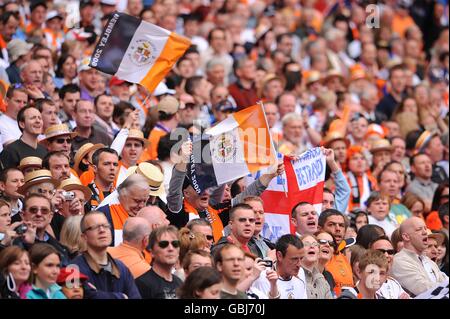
[
  {"left": 129, "top": 39, "right": 157, "bottom": 66},
  {"left": 211, "top": 132, "right": 237, "bottom": 163}
]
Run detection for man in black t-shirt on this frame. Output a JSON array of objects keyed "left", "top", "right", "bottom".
[
  {"left": 0, "top": 106, "right": 47, "bottom": 170},
  {"left": 135, "top": 225, "right": 183, "bottom": 299}
]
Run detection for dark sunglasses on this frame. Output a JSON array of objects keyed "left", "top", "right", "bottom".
[
  {"left": 206, "top": 235, "right": 214, "bottom": 241},
  {"left": 376, "top": 249, "right": 395, "bottom": 255},
  {"left": 318, "top": 239, "right": 335, "bottom": 247},
  {"left": 54, "top": 138, "right": 72, "bottom": 144},
  {"left": 4, "top": 11, "right": 20, "bottom": 20},
  {"left": 158, "top": 240, "right": 180, "bottom": 249},
  {"left": 184, "top": 103, "right": 197, "bottom": 109},
  {"left": 237, "top": 217, "right": 256, "bottom": 223}
]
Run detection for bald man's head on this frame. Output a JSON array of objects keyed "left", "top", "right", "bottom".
[
  {"left": 122, "top": 217, "right": 151, "bottom": 244},
  {"left": 137, "top": 205, "right": 170, "bottom": 228},
  {"left": 400, "top": 216, "right": 428, "bottom": 254}
]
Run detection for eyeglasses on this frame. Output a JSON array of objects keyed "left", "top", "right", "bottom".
[
  {"left": 206, "top": 235, "right": 214, "bottom": 241},
  {"left": 376, "top": 249, "right": 395, "bottom": 255},
  {"left": 158, "top": 240, "right": 180, "bottom": 249},
  {"left": 27, "top": 206, "right": 51, "bottom": 215},
  {"left": 237, "top": 217, "right": 256, "bottom": 223},
  {"left": 84, "top": 223, "right": 111, "bottom": 232},
  {"left": 54, "top": 138, "right": 72, "bottom": 144},
  {"left": 318, "top": 239, "right": 335, "bottom": 247}
]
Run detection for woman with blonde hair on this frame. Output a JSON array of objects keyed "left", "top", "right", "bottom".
[
  {"left": 59, "top": 215, "right": 86, "bottom": 260},
  {"left": 174, "top": 228, "right": 210, "bottom": 281}
]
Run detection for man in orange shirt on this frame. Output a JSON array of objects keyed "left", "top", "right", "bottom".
[
  {"left": 25, "top": 0, "right": 47, "bottom": 35},
  {"left": 108, "top": 217, "right": 151, "bottom": 279},
  {"left": 147, "top": 96, "right": 180, "bottom": 160},
  {"left": 318, "top": 209, "right": 354, "bottom": 296}
]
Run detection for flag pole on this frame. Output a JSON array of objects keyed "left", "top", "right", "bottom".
[{"left": 257, "top": 100, "right": 288, "bottom": 198}]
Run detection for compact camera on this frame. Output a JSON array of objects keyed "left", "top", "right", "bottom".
[
  {"left": 14, "top": 224, "right": 28, "bottom": 235},
  {"left": 260, "top": 259, "right": 274, "bottom": 268},
  {"left": 62, "top": 191, "right": 75, "bottom": 201}
]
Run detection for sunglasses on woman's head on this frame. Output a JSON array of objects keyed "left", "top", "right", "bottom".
[{"left": 158, "top": 240, "right": 180, "bottom": 249}]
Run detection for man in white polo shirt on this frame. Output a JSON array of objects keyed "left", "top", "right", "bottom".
[{"left": 251, "top": 234, "right": 307, "bottom": 299}]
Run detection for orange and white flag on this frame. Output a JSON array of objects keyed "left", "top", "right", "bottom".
[
  {"left": 89, "top": 12, "right": 191, "bottom": 93},
  {"left": 188, "top": 104, "right": 277, "bottom": 193}
]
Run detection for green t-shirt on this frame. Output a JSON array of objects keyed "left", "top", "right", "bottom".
[{"left": 220, "top": 290, "right": 248, "bottom": 299}]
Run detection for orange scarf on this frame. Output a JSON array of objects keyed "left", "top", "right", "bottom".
[
  {"left": 0, "top": 34, "right": 7, "bottom": 49},
  {"left": 110, "top": 203, "right": 130, "bottom": 230},
  {"left": 80, "top": 167, "right": 95, "bottom": 186},
  {"left": 183, "top": 200, "right": 224, "bottom": 242}
]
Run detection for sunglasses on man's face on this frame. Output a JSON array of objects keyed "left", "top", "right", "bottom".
[
  {"left": 158, "top": 240, "right": 181, "bottom": 249},
  {"left": 376, "top": 249, "right": 395, "bottom": 255},
  {"left": 54, "top": 137, "right": 72, "bottom": 144},
  {"left": 184, "top": 103, "right": 197, "bottom": 109},
  {"left": 206, "top": 235, "right": 214, "bottom": 241}
]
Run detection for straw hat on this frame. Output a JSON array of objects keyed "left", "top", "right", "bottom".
[
  {"left": 58, "top": 177, "right": 92, "bottom": 200},
  {"left": 135, "top": 162, "right": 165, "bottom": 197},
  {"left": 18, "top": 156, "right": 42, "bottom": 171},
  {"left": 19, "top": 169, "right": 60, "bottom": 195},
  {"left": 305, "top": 70, "right": 322, "bottom": 86},
  {"left": 39, "top": 124, "right": 77, "bottom": 144},
  {"left": 125, "top": 166, "right": 138, "bottom": 177},
  {"left": 323, "top": 69, "right": 344, "bottom": 83},
  {"left": 322, "top": 131, "right": 350, "bottom": 148},
  {"left": 258, "top": 73, "right": 284, "bottom": 97},
  {"left": 73, "top": 143, "right": 105, "bottom": 175},
  {"left": 369, "top": 139, "right": 393, "bottom": 154},
  {"left": 349, "top": 64, "right": 369, "bottom": 83},
  {"left": 127, "top": 129, "right": 150, "bottom": 148}
]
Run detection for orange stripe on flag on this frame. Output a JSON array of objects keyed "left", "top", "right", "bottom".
[
  {"left": 233, "top": 104, "right": 276, "bottom": 173},
  {"left": 139, "top": 32, "right": 191, "bottom": 93}
]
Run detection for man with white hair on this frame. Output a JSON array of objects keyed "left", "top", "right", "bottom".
[
  {"left": 97, "top": 174, "right": 150, "bottom": 246},
  {"left": 20, "top": 60, "right": 44, "bottom": 93},
  {"left": 360, "top": 84, "right": 386, "bottom": 124},
  {"left": 108, "top": 217, "right": 152, "bottom": 278},
  {"left": 325, "top": 28, "right": 354, "bottom": 76},
  {"left": 278, "top": 113, "right": 308, "bottom": 156}
]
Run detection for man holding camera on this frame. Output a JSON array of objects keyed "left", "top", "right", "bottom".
[
  {"left": 57, "top": 177, "right": 92, "bottom": 218},
  {"left": 251, "top": 234, "right": 307, "bottom": 299},
  {"left": 18, "top": 193, "right": 70, "bottom": 265}
]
